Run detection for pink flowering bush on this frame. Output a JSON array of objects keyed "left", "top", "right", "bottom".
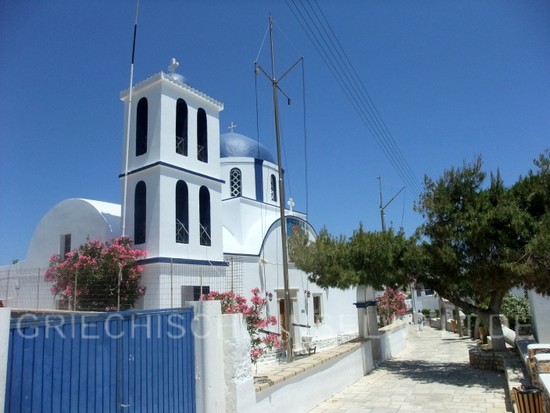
[
  {"left": 202, "top": 288, "right": 280, "bottom": 363},
  {"left": 376, "top": 288, "right": 409, "bottom": 327},
  {"left": 44, "top": 237, "right": 147, "bottom": 311}
]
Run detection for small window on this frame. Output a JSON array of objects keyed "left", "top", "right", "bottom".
[
  {"left": 176, "top": 99, "right": 188, "bottom": 156},
  {"left": 136, "top": 97, "right": 148, "bottom": 156},
  {"left": 60, "top": 234, "right": 71, "bottom": 257},
  {"left": 134, "top": 181, "right": 146, "bottom": 244},
  {"left": 313, "top": 294, "right": 323, "bottom": 323},
  {"left": 270, "top": 174, "right": 277, "bottom": 202},
  {"left": 181, "top": 285, "right": 210, "bottom": 302},
  {"left": 197, "top": 108, "right": 208, "bottom": 162},
  {"left": 176, "top": 181, "right": 189, "bottom": 244},
  {"left": 199, "top": 186, "right": 211, "bottom": 246},
  {"left": 230, "top": 168, "right": 242, "bottom": 197}
]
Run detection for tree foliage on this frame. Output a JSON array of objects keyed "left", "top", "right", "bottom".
[
  {"left": 289, "top": 225, "right": 418, "bottom": 290},
  {"left": 501, "top": 292, "right": 531, "bottom": 329},
  {"left": 414, "top": 151, "right": 549, "bottom": 350},
  {"left": 512, "top": 150, "right": 550, "bottom": 292},
  {"left": 44, "top": 237, "right": 147, "bottom": 311}
]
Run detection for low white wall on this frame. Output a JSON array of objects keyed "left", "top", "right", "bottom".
[
  {"left": 222, "top": 314, "right": 256, "bottom": 413},
  {"left": 378, "top": 320, "right": 408, "bottom": 362},
  {"left": 190, "top": 301, "right": 226, "bottom": 413},
  {"left": 0, "top": 308, "right": 10, "bottom": 413},
  {"left": 241, "top": 319, "right": 407, "bottom": 412},
  {"left": 197, "top": 304, "right": 409, "bottom": 413},
  {"left": 529, "top": 291, "right": 550, "bottom": 343},
  {"left": 252, "top": 341, "right": 374, "bottom": 413}
]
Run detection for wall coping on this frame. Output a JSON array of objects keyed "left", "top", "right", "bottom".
[
  {"left": 379, "top": 320, "right": 408, "bottom": 335},
  {"left": 254, "top": 339, "right": 364, "bottom": 392}
]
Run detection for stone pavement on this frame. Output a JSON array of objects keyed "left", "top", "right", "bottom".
[{"left": 309, "top": 324, "right": 512, "bottom": 413}]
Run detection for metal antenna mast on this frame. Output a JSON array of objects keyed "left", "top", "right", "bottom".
[
  {"left": 255, "top": 16, "right": 303, "bottom": 362},
  {"left": 121, "top": 0, "right": 140, "bottom": 238}
]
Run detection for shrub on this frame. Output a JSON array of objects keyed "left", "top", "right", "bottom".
[
  {"left": 376, "top": 288, "right": 408, "bottom": 326},
  {"left": 202, "top": 288, "right": 280, "bottom": 363},
  {"left": 501, "top": 292, "right": 531, "bottom": 329},
  {"left": 44, "top": 237, "right": 147, "bottom": 311}
]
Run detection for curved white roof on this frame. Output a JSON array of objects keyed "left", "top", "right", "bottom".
[{"left": 23, "top": 198, "right": 121, "bottom": 268}]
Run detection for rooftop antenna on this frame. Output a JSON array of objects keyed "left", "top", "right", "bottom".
[
  {"left": 255, "top": 16, "right": 303, "bottom": 362},
  {"left": 121, "top": 0, "right": 140, "bottom": 238}
]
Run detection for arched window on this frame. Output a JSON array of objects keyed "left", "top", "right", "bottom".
[
  {"left": 175, "top": 181, "right": 189, "bottom": 244},
  {"left": 270, "top": 174, "right": 277, "bottom": 202},
  {"left": 134, "top": 181, "right": 146, "bottom": 244},
  {"left": 230, "top": 168, "right": 242, "bottom": 197},
  {"left": 136, "top": 97, "right": 148, "bottom": 156},
  {"left": 176, "top": 99, "right": 188, "bottom": 156},
  {"left": 197, "top": 108, "right": 208, "bottom": 162},
  {"left": 199, "top": 186, "right": 211, "bottom": 246}
]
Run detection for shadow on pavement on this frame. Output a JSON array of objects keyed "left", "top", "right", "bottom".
[{"left": 378, "top": 358, "right": 507, "bottom": 391}]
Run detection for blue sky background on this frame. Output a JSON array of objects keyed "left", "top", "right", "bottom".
[{"left": 1, "top": 1, "right": 549, "bottom": 265}]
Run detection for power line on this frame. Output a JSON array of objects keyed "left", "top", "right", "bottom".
[{"left": 285, "top": 0, "right": 423, "bottom": 195}]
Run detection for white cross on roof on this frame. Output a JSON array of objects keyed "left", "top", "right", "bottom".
[{"left": 168, "top": 58, "right": 180, "bottom": 73}]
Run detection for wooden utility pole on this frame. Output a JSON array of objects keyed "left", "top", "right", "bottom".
[{"left": 255, "top": 16, "right": 303, "bottom": 362}]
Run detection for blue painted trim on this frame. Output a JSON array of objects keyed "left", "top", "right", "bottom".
[
  {"left": 139, "top": 256, "right": 229, "bottom": 267},
  {"left": 254, "top": 159, "right": 264, "bottom": 202},
  {"left": 119, "top": 161, "right": 225, "bottom": 184}
]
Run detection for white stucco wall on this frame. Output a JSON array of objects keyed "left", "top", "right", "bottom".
[
  {"left": 251, "top": 341, "right": 373, "bottom": 413},
  {"left": 529, "top": 291, "right": 550, "bottom": 343},
  {"left": 378, "top": 320, "right": 408, "bottom": 362},
  {"left": 190, "top": 300, "right": 226, "bottom": 413},
  {"left": 222, "top": 314, "right": 256, "bottom": 413},
  {"left": 23, "top": 198, "right": 120, "bottom": 269},
  {"left": 0, "top": 308, "right": 10, "bottom": 413}
]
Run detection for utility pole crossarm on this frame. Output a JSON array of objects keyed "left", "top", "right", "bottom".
[
  {"left": 377, "top": 176, "right": 405, "bottom": 232},
  {"left": 255, "top": 15, "right": 302, "bottom": 363}
]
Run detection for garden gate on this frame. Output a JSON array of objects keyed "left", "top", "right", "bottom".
[{"left": 5, "top": 308, "right": 195, "bottom": 413}]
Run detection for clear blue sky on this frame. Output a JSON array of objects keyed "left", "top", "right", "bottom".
[{"left": 1, "top": 1, "right": 549, "bottom": 265}]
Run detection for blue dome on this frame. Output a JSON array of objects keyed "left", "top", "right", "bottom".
[{"left": 220, "top": 132, "right": 276, "bottom": 164}]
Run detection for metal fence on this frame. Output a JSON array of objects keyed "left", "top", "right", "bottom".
[
  {"left": 0, "top": 267, "right": 54, "bottom": 310},
  {"left": 0, "top": 256, "right": 243, "bottom": 311}
]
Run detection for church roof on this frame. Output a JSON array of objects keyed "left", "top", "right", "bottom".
[{"left": 220, "top": 132, "right": 276, "bottom": 164}]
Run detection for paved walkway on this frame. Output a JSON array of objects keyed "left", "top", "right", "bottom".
[{"left": 309, "top": 325, "right": 512, "bottom": 413}]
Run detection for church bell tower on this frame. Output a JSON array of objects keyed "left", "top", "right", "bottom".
[{"left": 119, "top": 58, "right": 225, "bottom": 264}]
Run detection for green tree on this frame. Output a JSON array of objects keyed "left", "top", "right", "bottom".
[
  {"left": 289, "top": 225, "right": 417, "bottom": 290},
  {"left": 415, "top": 152, "right": 550, "bottom": 350},
  {"left": 512, "top": 150, "right": 550, "bottom": 291}
]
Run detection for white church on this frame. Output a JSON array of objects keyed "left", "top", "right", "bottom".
[{"left": 1, "top": 59, "right": 359, "bottom": 352}]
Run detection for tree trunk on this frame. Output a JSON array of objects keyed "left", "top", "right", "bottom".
[
  {"left": 480, "top": 311, "right": 506, "bottom": 351},
  {"left": 439, "top": 297, "right": 447, "bottom": 330},
  {"left": 489, "top": 315, "right": 506, "bottom": 351},
  {"left": 488, "top": 289, "right": 507, "bottom": 352}
]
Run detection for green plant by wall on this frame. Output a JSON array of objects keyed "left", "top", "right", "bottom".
[{"left": 501, "top": 292, "right": 531, "bottom": 329}]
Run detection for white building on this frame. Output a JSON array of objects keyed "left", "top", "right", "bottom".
[{"left": 1, "top": 60, "right": 358, "bottom": 352}]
